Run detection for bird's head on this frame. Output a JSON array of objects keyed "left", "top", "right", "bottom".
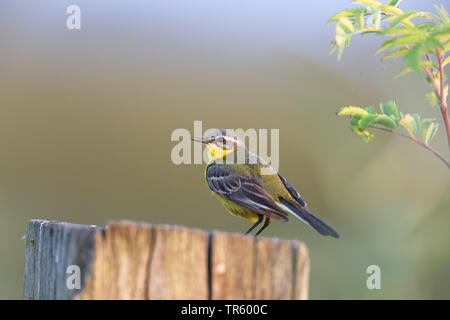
[{"left": 191, "top": 129, "right": 245, "bottom": 161}]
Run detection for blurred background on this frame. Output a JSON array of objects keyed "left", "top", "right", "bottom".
[{"left": 0, "top": 0, "right": 449, "bottom": 299}]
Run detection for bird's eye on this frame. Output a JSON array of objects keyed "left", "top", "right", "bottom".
[{"left": 217, "top": 137, "right": 226, "bottom": 144}]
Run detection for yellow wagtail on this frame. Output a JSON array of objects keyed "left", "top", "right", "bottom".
[{"left": 192, "top": 129, "right": 339, "bottom": 238}]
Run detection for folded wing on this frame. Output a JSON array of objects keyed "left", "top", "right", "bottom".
[{"left": 206, "top": 164, "right": 289, "bottom": 222}]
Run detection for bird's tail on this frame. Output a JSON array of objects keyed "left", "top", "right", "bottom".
[{"left": 278, "top": 198, "right": 339, "bottom": 238}]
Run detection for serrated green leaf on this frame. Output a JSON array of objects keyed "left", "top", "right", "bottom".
[
  {"left": 395, "top": 60, "right": 435, "bottom": 78},
  {"left": 399, "top": 113, "right": 419, "bottom": 137},
  {"left": 381, "top": 47, "right": 408, "bottom": 60},
  {"left": 419, "top": 119, "right": 439, "bottom": 144},
  {"left": 376, "top": 36, "right": 421, "bottom": 55},
  {"left": 380, "top": 101, "right": 400, "bottom": 120},
  {"left": 337, "top": 106, "right": 369, "bottom": 117},
  {"left": 389, "top": 11, "right": 416, "bottom": 29},
  {"left": 404, "top": 44, "right": 421, "bottom": 74},
  {"left": 426, "top": 91, "right": 439, "bottom": 107}
]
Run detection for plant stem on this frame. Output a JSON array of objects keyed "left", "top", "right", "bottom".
[
  {"left": 370, "top": 126, "right": 450, "bottom": 170},
  {"left": 435, "top": 48, "right": 450, "bottom": 149}
]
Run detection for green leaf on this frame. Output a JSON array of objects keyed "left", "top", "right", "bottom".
[
  {"left": 426, "top": 91, "right": 438, "bottom": 107},
  {"left": 434, "top": 4, "right": 450, "bottom": 23},
  {"left": 395, "top": 66, "right": 412, "bottom": 78},
  {"left": 412, "top": 113, "right": 421, "bottom": 130},
  {"left": 356, "top": 10, "right": 365, "bottom": 28},
  {"left": 381, "top": 47, "right": 408, "bottom": 60},
  {"left": 376, "top": 36, "right": 421, "bottom": 55},
  {"left": 351, "top": 121, "right": 374, "bottom": 143},
  {"left": 419, "top": 119, "right": 439, "bottom": 145},
  {"left": 373, "top": 8, "right": 381, "bottom": 28},
  {"left": 416, "top": 22, "right": 439, "bottom": 31},
  {"left": 399, "top": 113, "right": 419, "bottom": 137},
  {"left": 337, "top": 106, "right": 369, "bottom": 117},
  {"left": 372, "top": 115, "right": 399, "bottom": 130},
  {"left": 350, "top": 117, "right": 360, "bottom": 127},
  {"left": 443, "top": 41, "right": 450, "bottom": 53},
  {"left": 352, "top": 0, "right": 383, "bottom": 7},
  {"left": 395, "top": 60, "right": 435, "bottom": 78},
  {"left": 359, "top": 114, "right": 378, "bottom": 129},
  {"left": 382, "top": 5, "right": 404, "bottom": 16},
  {"left": 389, "top": 11, "right": 416, "bottom": 29},
  {"left": 424, "top": 37, "right": 444, "bottom": 51},
  {"left": 443, "top": 56, "right": 450, "bottom": 68},
  {"left": 365, "top": 106, "right": 377, "bottom": 114},
  {"left": 339, "top": 17, "right": 355, "bottom": 32},
  {"left": 430, "top": 25, "right": 450, "bottom": 37},
  {"left": 387, "top": 0, "right": 403, "bottom": 7},
  {"left": 403, "top": 44, "right": 421, "bottom": 74},
  {"left": 328, "top": 9, "right": 357, "bottom": 23},
  {"left": 380, "top": 101, "right": 400, "bottom": 120}
]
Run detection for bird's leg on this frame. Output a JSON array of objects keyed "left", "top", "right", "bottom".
[
  {"left": 255, "top": 217, "right": 271, "bottom": 236},
  {"left": 244, "top": 214, "right": 264, "bottom": 235}
]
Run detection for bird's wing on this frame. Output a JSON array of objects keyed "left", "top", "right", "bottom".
[
  {"left": 277, "top": 173, "right": 307, "bottom": 207},
  {"left": 206, "top": 164, "right": 289, "bottom": 222}
]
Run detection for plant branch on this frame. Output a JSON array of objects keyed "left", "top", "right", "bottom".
[
  {"left": 370, "top": 125, "right": 450, "bottom": 170},
  {"left": 435, "top": 48, "right": 450, "bottom": 149}
]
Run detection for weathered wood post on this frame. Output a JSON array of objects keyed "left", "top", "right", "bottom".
[{"left": 23, "top": 220, "right": 309, "bottom": 300}]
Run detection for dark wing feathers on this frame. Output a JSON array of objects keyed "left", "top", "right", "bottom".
[
  {"left": 277, "top": 173, "right": 307, "bottom": 207},
  {"left": 206, "top": 164, "right": 288, "bottom": 222}
]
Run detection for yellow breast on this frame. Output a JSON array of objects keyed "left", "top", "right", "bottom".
[{"left": 213, "top": 193, "right": 259, "bottom": 222}]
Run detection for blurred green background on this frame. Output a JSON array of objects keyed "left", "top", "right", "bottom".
[{"left": 1, "top": 0, "right": 449, "bottom": 299}]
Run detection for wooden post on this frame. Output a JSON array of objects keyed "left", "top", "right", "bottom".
[{"left": 23, "top": 220, "right": 309, "bottom": 300}]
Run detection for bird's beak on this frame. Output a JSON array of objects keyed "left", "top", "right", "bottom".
[{"left": 191, "top": 136, "right": 213, "bottom": 144}]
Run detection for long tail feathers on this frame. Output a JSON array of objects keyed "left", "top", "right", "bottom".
[{"left": 279, "top": 198, "right": 340, "bottom": 238}]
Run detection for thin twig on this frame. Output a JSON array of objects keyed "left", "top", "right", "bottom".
[
  {"left": 435, "top": 48, "right": 450, "bottom": 149},
  {"left": 370, "top": 125, "right": 450, "bottom": 170}
]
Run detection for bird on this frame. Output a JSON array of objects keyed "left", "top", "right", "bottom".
[{"left": 191, "top": 129, "right": 339, "bottom": 238}]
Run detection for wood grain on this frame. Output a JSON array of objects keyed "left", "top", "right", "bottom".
[{"left": 23, "top": 220, "right": 309, "bottom": 300}]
